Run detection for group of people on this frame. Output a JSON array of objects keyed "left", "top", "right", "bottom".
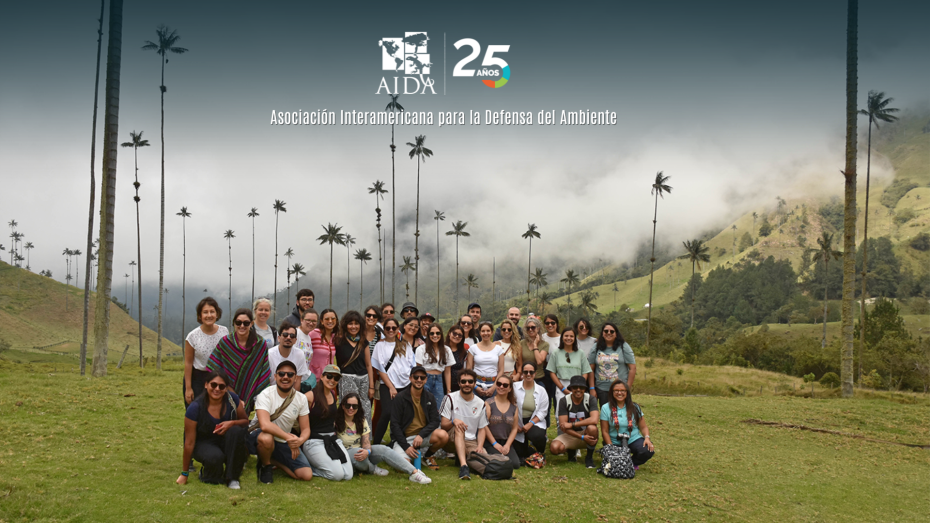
[{"left": 177, "top": 292, "right": 655, "bottom": 488}]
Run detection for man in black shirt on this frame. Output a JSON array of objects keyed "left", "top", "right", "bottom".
[{"left": 550, "top": 375, "right": 599, "bottom": 468}]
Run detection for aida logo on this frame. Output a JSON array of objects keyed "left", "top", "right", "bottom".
[
  {"left": 377, "top": 32, "right": 436, "bottom": 94},
  {"left": 452, "top": 38, "right": 511, "bottom": 89}
]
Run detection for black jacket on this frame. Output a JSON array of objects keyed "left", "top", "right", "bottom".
[
  {"left": 284, "top": 306, "right": 302, "bottom": 330},
  {"left": 390, "top": 386, "right": 440, "bottom": 450}
]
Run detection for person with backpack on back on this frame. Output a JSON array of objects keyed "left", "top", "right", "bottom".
[
  {"left": 599, "top": 379, "right": 654, "bottom": 470},
  {"left": 550, "top": 375, "right": 600, "bottom": 468},
  {"left": 588, "top": 323, "right": 636, "bottom": 407}
]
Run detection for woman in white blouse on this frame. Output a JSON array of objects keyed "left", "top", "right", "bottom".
[
  {"left": 415, "top": 323, "right": 454, "bottom": 400},
  {"left": 183, "top": 297, "right": 229, "bottom": 406},
  {"left": 466, "top": 321, "right": 504, "bottom": 400},
  {"left": 370, "top": 317, "right": 417, "bottom": 444},
  {"left": 512, "top": 362, "right": 550, "bottom": 460}
]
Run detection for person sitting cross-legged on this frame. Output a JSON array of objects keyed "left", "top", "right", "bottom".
[
  {"left": 391, "top": 365, "right": 449, "bottom": 473},
  {"left": 512, "top": 362, "right": 549, "bottom": 462},
  {"left": 439, "top": 369, "right": 489, "bottom": 480},
  {"left": 599, "top": 379, "right": 655, "bottom": 470},
  {"left": 550, "top": 375, "right": 600, "bottom": 468},
  {"left": 247, "top": 361, "right": 313, "bottom": 483}
]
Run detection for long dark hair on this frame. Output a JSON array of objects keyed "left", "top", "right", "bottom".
[
  {"left": 607, "top": 379, "right": 641, "bottom": 425},
  {"left": 232, "top": 308, "right": 258, "bottom": 348},
  {"left": 424, "top": 324, "right": 447, "bottom": 365},
  {"left": 311, "top": 372, "right": 337, "bottom": 420},
  {"left": 319, "top": 308, "right": 339, "bottom": 341},
  {"left": 363, "top": 305, "right": 382, "bottom": 341},
  {"left": 544, "top": 314, "right": 560, "bottom": 333},
  {"left": 495, "top": 374, "right": 516, "bottom": 405},
  {"left": 192, "top": 371, "right": 236, "bottom": 428},
  {"left": 335, "top": 392, "right": 366, "bottom": 435},
  {"left": 446, "top": 325, "right": 466, "bottom": 353},
  {"left": 399, "top": 316, "right": 419, "bottom": 352},
  {"left": 337, "top": 310, "right": 363, "bottom": 345},
  {"left": 558, "top": 327, "right": 577, "bottom": 352},
  {"left": 596, "top": 322, "right": 624, "bottom": 351}
]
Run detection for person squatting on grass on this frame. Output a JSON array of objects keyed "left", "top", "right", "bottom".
[
  {"left": 512, "top": 362, "right": 550, "bottom": 461},
  {"left": 600, "top": 379, "right": 655, "bottom": 468},
  {"left": 550, "top": 375, "right": 599, "bottom": 468},
  {"left": 178, "top": 371, "right": 249, "bottom": 489},
  {"left": 440, "top": 368, "right": 490, "bottom": 480},
  {"left": 247, "top": 360, "right": 313, "bottom": 483},
  {"left": 336, "top": 392, "right": 433, "bottom": 484},
  {"left": 482, "top": 373, "right": 521, "bottom": 468},
  {"left": 390, "top": 365, "right": 449, "bottom": 478}
]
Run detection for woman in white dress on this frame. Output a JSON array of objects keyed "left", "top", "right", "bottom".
[
  {"left": 466, "top": 321, "right": 504, "bottom": 400},
  {"left": 495, "top": 319, "right": 523, "bottom": 380}
]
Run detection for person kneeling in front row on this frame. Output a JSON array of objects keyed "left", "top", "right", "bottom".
[
  {"left": 600, "top": 379, "right": 655, "bottom": 469},
  {"left": 390, "top": 365, "right": 450, "bottom": 476},
  {"left": 247, "top": 361, "right": 313, "bottom": 483},
  {"left": 550, "top": 375, "right": 599, "bottom": 469},
  {"left": 440, "top": 369, "right": 490, "bottom": 480}
]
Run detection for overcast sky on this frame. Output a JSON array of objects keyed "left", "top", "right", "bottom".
[{"left": 1, "top": 0, "right": 927, "bottom": 301}]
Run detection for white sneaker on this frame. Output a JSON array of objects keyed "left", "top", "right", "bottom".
[
  {"left": 409, "top": 469, "right": 432, "bottom": 484},
  {"left": 227, "top": 480, "right": 241, "bottom": 490},
  {"left": 372, "top": 465, "right": 390, "bottom": 476}
]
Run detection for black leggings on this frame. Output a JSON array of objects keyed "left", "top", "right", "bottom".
[
  {"left": 372, "top": 383, "right": 408, "bottom": 445},
  {"left": 513, "top": 417, "right": 548, "bottom": 459},
  {"left": 192, "top": 425, "right": 248, "bottom": 483},
  {"left": 183, "top": 368, "right": 211, "bottom": 407}
]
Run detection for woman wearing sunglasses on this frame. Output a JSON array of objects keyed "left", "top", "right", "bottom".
[
  {"left": 599, "top": 379, "right": 654, "bottom": 469},
  {"left": 495, "top": 319, "right": 523, "bottom": 379},
  {"left": 309, "top": 309, "right": 339, "bottom": 380},
  {"left": 588, "top": 323, "right": 636, "bottom": 407},
  {"left": 335, "top": 311, "right": 374, "bottom": 424},
  {"left": 458, "top": 316, "right": 478, "bottom": 348},
  {"left": 335, "top": 392, "right": 431, "bottom": 483},
  {"left": 363, "top": 305, "right": 385, "bottom": 428},
  {"left": 415, "top": 324, "right": 454, "bottom": 401},
  {"left": 467, "top": 322, "right": 504, "bottom": 400},
  {"left": 178, "top": 371, "right": 249, "bottom": 488},
  {"left": 512, "top": 362, "right": 550, "bottom": 461},
  {"left": 482, "top": 374, "right": 520, "bottom": 467},
  {"left": 301, "top": 364, "right": 353, "bottom": 481},
  {"left": 446, "top": 326, "right": 468, "bottom": 392},
  {"left": 370, "top": 317, "right": 417, "bottom": 445},
  {"left": 573, "top": 318, "right": 596, "bottom": 359},
  {"left": 206, "top": 308, "right": 271, "bottom": 413}
]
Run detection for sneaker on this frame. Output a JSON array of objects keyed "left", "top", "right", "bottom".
[
  {"left": 409, "top": 469, "right": 432, "bottom": 484},
  {"left": 567, "top": 449, "right": 577, "bottom": 463},
  {"left": 585, "top": 453, "right": 595, "bottom": 469},
  {"left": 258, "top": 464, "right": 274, "bottom": 484},
  {"left": 458, "top": 465, "right": 471, "bottom": 480},
  {"left": 227, "top": 480, "right": 241, "bottom": 490},
  {"left": 424, "top": 456, "right": 440, "bottom": 470},
  {"left": 372, "top": 465, "right": 390, "bottom": 476}
]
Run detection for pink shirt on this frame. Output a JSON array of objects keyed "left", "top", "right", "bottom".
[{"left": 309, "top": 328, "right": 337, "bottom": 379}]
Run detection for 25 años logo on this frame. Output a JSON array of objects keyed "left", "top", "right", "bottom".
[{"left": 453, "top": 39, "right": 510, "bottom": 88}]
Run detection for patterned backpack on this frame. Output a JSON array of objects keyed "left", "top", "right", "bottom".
[{"left": 598, "top": 434, "right": 635, "bottom": 479}]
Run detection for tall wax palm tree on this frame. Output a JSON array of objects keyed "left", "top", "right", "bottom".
[
  {"left": 857, "top": 90, "right": 898, "bottom": 382},
  {"left": 24, "top": 242, "right": 33, "bottom": 270},
  {"left": 612, "top": 283, "right": 619, "bottom": 310},
  {"left": 284, "top": 247, "right": 295, "bottom": 310},
  {"left": 368, "top": 180, "right": 388, "bottom": 302},
  {"left": 464, "top": 273, "right": 478, "bottom": 303},
  {"left": 248, "top": 207, "right": 260, "bottom": 304},
  {"left": 290, "top": 263, "right": 306, "bottom": 305},
  {"left": 124, "top": 273, "right": 130, "bottom": 305},
  {"left": 8, "top": 221, "right": 16, "bottom": 264},
  {"left": 522, "top": 224, "right": 541, "bottom": 312},
  {"left": 224, "top": 230, "right": 235, "bottom": 326},
  {"left": 355, "top": 249, "right": 372, "bottom": 309},
  {"left": 129, "top": 260, "right": 137, "bottom": 318},
  {"left": 272, "top": 200, "right": 287, "bottom": 323},
  {"left": 445, "top": 220, "right": 470, "bottom": 316},
  {"left": 386, "top": 95, "right": 404, "bottom": 302},
  {"left": 646, "top": 171, "right": 672, "bottom": 353},
  {"left": 529, "top": 267, "right": 547, "bottom": 311},
  {"left": 92, "top": 0, "right": 124, "bottom": 377},
  {"left": 560, "top": 269, "right": 580, "bottom": 325},
  {"left": 317, "top": 223, "right": 345, "bottom": 308},
  {"left": 810, "top": 232, "right": 842, "bottom": 348},
  {"left": 143, "top": 25, "right": 188, "bottom": 371},
  {"left": 407, "top": 135, "right": 433, "bottom": 303},
  {"left": 344, "top": 234, "right": 356, "bottom": 308},
  {"left": 538, "top": 292, "right": 552, "bottom": 313},
  {"left": 63, "top": 248, "right": 73, "bottom": 311},
  {"left": 73, "top": 250, "right": 83, "bottom": 288},
  {"left": 840, "top": 0, "right": 859, "bottom": 397},
  {"left": 400, "top": 256, "right": 416, "bottom": 300},
  {"left": 121, "top": 130, "right": 150, "bottom": 361},
  {"left": 11, "top": 232, "right": 24, "bottom": 267},
  {"left": 580, "top": 290, "right": 599, "bottom": 318},
  {"left": 176, "top": 207, "right": 191, "bottom": 343},
  {"left": 430, "top": 210, "right": 445, "bottom": 314},
  {"left": 678, "top": 239, "right": 711, "bottom": 328},
  {"left": 731, "top": 225, "right": 737, "bottom": 258}
]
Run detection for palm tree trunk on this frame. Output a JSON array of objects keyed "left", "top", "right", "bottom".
[
  {"left": 859, "top": 118, "right": 872, "bottom": 384},
  {"left": 274, "top": 212, "right": 279, "bottom": 325},
  {"left": 376, "top": 192, "right": 383, "bottom": 303},
  {"left": 436, "top": 220, "right": 440, "bottom": 317},
  {"left": 823, "top": 258, "right": 829, "bottom": 348},
  {"left": 455, "top": 237, "right": 460, "bottom": 317},
  {"left": 690, "top": 262, "right": 696, "bottom": 328},
  {"left": 135, "top": 148, "right": 143, "bottom": 366},
  {"left": 181, "top": 216, "right": 186, "bottom": 346},
  {"left": 81, "top": 0, "right": 105, "bottom": 376},
  {"left": 526, "top": 239, "right": 532, "bottom": 311},
  {"left": 228, "top": 238, "right": 233, "bottom": 328},
  {"left": 329, "top": 244, "right": 334, "bottom": 308},
  {"left": 92, "top": 0, "right": 123, "bottom": 378},
  {"left": 346, "top": 244, "right": 351, "bottom": 309},
  {"left": 647, "top": 192, "right": 659, "bottom": 351},
  {"left": 414, "top": 158, "right": 420, "bottom": 304},
  {"left": 391, "top": 137, "right": 396, "bottom": 303},
  {"left": 840, "top": 0, "right": 859, "bottom": 398},
  {"left": 360, "top": 258, "right": 364, "bottom": 309},
  {"left": 156, "top": 51, "right": 166, "bottom": 371},
  {"left": 251, "top": 217, "right": 256, "bottom": 305}
]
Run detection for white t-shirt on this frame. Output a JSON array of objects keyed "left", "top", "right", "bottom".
[
  {"left": 254, "top": 387, "right": 310, "bottom": 443},
  {"left": 371, "top": 340, "right": 416, "bottom": 389},
  {"left": 542, "top": 333, "right": 561, "bottom": 353},
  {"left": 296, "top": 328, "right": 314, "bottom": 369},
  {"left": 415, "top": 344, "right": 455, "bottom": 373},
  {"left": 267, "top": 345, "right": 310, "bottom": 380},
  {"left": 468, "top": 344, "right": 504, "bottom": 380},
  {"left": 186, "top": 325, "right": 229, "bottom": 370},
  {"left": 439, "top": 391, "right": 488, "bottom": 441},
  {"left": 499, "top": 342, "right": 517, "bottom": 375},
  {"left": 576, "top": 336, "right": 596, "bottom": 359},
  {"left": 463, "top": 336, "right": 479, "bottom": 350},
  {"left": 255, "top": 324, "right": 275, "bottom": 346}
]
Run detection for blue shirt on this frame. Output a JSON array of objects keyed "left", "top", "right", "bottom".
[{"left": 600, "top": 403, "right": 644, "bottom": 445}]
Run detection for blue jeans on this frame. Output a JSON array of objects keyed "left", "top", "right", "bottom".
[
  {"left": 301, "top": 435, "right": 353, "bottom": 481},
  {"left": 348, "top": 444, "right": 415, "bottom": 475},
  {"left": 424, "top": 373, "right": 445, "bottom": 402}
]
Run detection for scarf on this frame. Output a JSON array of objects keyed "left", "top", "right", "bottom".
[{"left": 207, "top": 334, "right": 270, "bottom": 412}]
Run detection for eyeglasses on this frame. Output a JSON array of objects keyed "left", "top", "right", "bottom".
[
  {"left": 279, "top": 332, "right": 296, "bottom": 339},
  {"left": 526, "top": 326, "right": 537, "bottom": 331},
  {"left": 460, "top": 321, "right": 473, "bottom": 326},
  {"left": 603, "top": 329, "right": 616, "bottom": 334},
  {"left": 208, "top": 382, "right": 227, "bottom": 390},
  {"left": 384, "top": 326, "right": 398, "bottom": 332},
  {"left": 402, "top": 309, "right": 416, "bottom": 314},
  {"left": 276, "top": 371, "right": 296, "bottom": 378},
  {"left": 383, "top": 310, "right": 394, "bottom": 315},
  {"left": 459, "top": 379, "right": 475, "bottom": 385},
  {"left": 578, "top": 325, "right": 589, "bottom": 330},
  {"left": 323, "top": 373, "right": 341, "bottom": 382},
  {"left": 613, "top": 389, "right": 627, "bottom": 395},
  {"left": 235, "top": 320, "right": 252, "bottom": 327},
  {"left": 450, "top": 332, "right": 462, "bottom": 338},
  {"left": 501, "top": 328, "right": 512, "bottom": 333},
  {"left": 544, "top": 321, "right": 556, "bottom": 326},
  {"left": 522, "top": 370, "right": 535, "bottom": 375},
  {"left": 495, "top": 381, "right": 510, "bottom": 388},
  {"left": 344, "top": 403, "right": 359, "bottom": 410},
  {"left": 411, "top": 375, "right": 427, "bottom": 381},
  {"left": 429, "top": 332, "right": 442, "bottom": 337},
  {"left": 366, "top": 313, "right": 379, "bottom": 319}
]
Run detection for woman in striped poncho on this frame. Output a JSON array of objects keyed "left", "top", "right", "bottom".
[{"left": 207, "top": 308, "right": 271, "bottom": 412}]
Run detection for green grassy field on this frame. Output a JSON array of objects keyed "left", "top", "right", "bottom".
[{"left": 0, "top": 359, "right": 927, "bottom": 522}]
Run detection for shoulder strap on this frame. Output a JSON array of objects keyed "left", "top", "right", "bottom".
[
  {"left": 343, "top": 339, "right": 365, "bottom": 369},
  {"left": 582, "top": 393, "right": 591, "bottom": 413},
  {"left": 268, "top": 388, "right": 296, "bottom": 423},
  {"left": 226, "top": 392, "right": 239, "bottom": 420},
  {"left": 383, "top": 351, "right": 398, "bottom": 372}
]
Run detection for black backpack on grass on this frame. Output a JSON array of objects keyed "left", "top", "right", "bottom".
[
  {"left": 598, "top": 434, "right": 635, "bottom": 479},
  {"left": 467, "top": 451, "right": 513, "bottom": 480}
]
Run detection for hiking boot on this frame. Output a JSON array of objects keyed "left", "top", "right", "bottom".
[
  {"left": 458, "top": 465, "right": 471, "bottom": 480},
  {"left": 227, "top": 480, "right": 241, "bottom": 490},
  {"left": 258, "top": 464, "right": 274, "bottom": 484},
  {"left": 424, "top": 456, "right": 440, "bottom": 470},
  {"left": 567, "top": 449, "right": 577, "bottom": 463},
  {"left": 372, "top": 465, "right": 390, "bottom": 476},
  {"left": 409, "top": 469, "right": 432, "bottom": 484},
  {"left": 585, "top": 452, "right": 595, "bottom": 469}
]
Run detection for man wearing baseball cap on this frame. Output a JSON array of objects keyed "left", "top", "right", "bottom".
[
  {"left": 550, "top": 375, "right": 600, "bottom": 468},
  {"left": 467, "top": 303, "right": 482, "bottom": 328},
  {"left": 390, "top": 365, "right": 449, "bottom": 471},
  {"left": 418, "top": 312, "right": 435, "bottom": 341}
]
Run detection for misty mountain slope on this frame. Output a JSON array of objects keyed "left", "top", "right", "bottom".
[{"left": 0, "top": 261, "right": 180, "bottom": 359}]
